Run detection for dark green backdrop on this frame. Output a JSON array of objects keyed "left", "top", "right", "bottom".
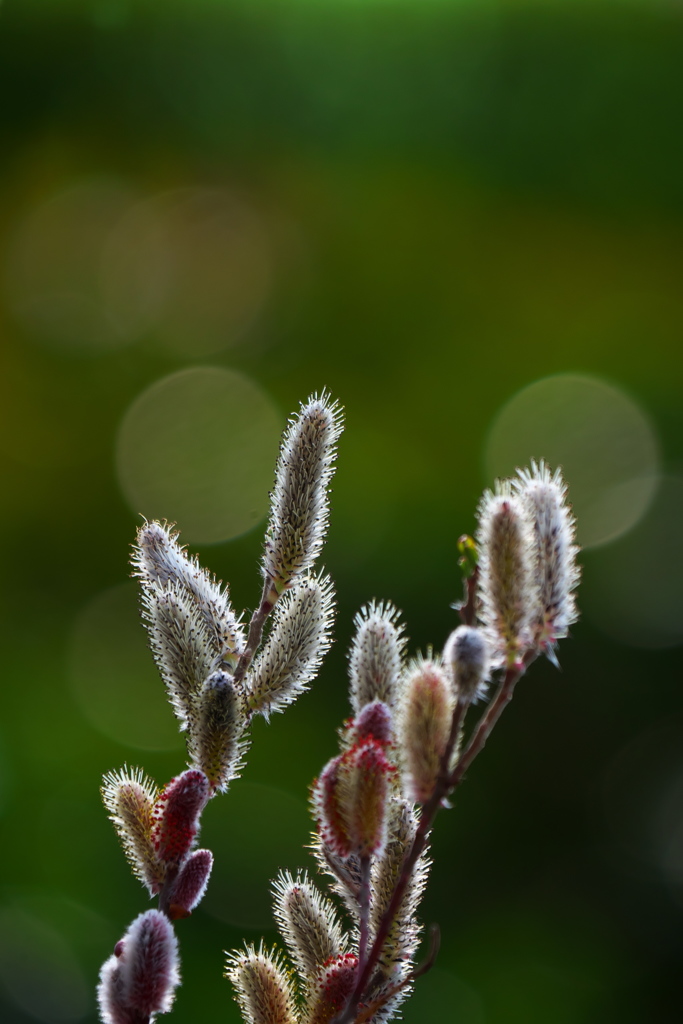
[{"left": 0, "top": 2, "right": 682, "bottom": 1023}]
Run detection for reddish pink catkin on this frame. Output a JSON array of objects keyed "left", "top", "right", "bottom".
[
  {"left": 313, "top": 739, "right": 393, "bottom": 861},
  {"left": 98, "top": 910, "right": 180, "bottom": 1024},
  {"left": 167, "top": 849, "right": 214, "bottom": 919},
  {"left": 151, "top": 769, "right": 210, "bottom": 867}
]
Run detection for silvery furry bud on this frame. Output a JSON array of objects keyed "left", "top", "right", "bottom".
[
  {"left": 512, "top": 460, "right": 580, "bottom": 656},
  {"left": 141, "top": 580, "right": 220, "bottom": 730},
  {"left": 399, "top": 658, "right": 454, "bottom": 803},
  {"left": 226, "top": 944, "right": 298, "bottom": 1024},
  {"left": 476, "top": 487, "right": 534, "bottom": 663},
  {"left": 186, "top": 670, "right": 248, "bottom": 792},
  {"left": 443, "top": 625, "right": 489, "bottom": 704},
  {"left": 272, "top": 871, "right": 347, "bottom": 985},
  {"left": 263, "top": 392, "right": 343, "bottom": 595},
  {"left": 167, "top": 849, "right": 213, "bottom": 919},
  {"left": 245, "top": 572, "right": 335, "bottom": 719},
  {"left": 98, "top": 910, "right": 180, "bottom": 1023},
  {"left": 101, "top": 767, "right": 161, "bottom": 894},
  {"left": 348, "top": 601, "right": 406, "bottom": 713},
  {"left": 151, "top": 769, "right": 210, "bottom": 868},
  {"left": 133, "top": 520, "right": 245, "bottom": 670}
]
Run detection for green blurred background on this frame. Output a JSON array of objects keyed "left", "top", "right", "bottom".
[{"left": 1, "top": 0, "right": 683, "bottom": 1021}]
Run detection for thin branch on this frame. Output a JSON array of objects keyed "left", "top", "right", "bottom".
[
  {"left": 356, "top": 856, "right": 372, "bottom": 979},
  {"left": 232, "top": 577, "right": 278, "bottom": 687},
  {"left": 352, "top": 924, "right": 441, "bottom": 1024}
]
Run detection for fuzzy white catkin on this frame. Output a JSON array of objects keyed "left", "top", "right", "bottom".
[
  {"left": 225, "top": 944, "right": 298, "bottom": 1024},
  {"left": 133, "top": 520, "right": 244, "bottom": 666},
  {"left": 476, "top": 487, "right": 535, "bottom": 662},
  {"left": 263, "top": 392, "right": 343, "bottom": 592},
  {"left": 101, "top": 767, "right": 161, "bottom": 894},
  {"left": 399, "top": 657, "right": 454, "bottom": 803},
  {"left": 245, "top": 572, "right": 335, "bottom": 718},
  {"left": 348, "top": 601, "right": 406, "bottom": 713},
  {"left": 271, "top": 871, "right": 347, "bottom": 985},
  {"left": 443, "top": 625, "right": 489, "bottom": 703},
  {"left": 512, "top": 460, "right": 580, "bottom": 651},
  {"left": 186, "top": 670, "right": 249, "bottom": 792}
]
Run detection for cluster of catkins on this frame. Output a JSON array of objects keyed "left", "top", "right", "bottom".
[
  {"left": 98, "top": 393, "right": 343, "bottom": 1024},
  {"left": 96, "top": 383, "right": 580, "bottom": 1024},
  {"left": 225, "top": 460, "right": 580, "bottom": 1024}
]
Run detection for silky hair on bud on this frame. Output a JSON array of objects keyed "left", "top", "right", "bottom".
[
  {"left": 348, "top": 601, "right": 406, "bottom": 713},
  {"left": 245, "top": 572, "right": 335, "bottom": 718},
  {"left": 476, "top": 487, "right": 535, "bottom": 663},
  {"left": 443, "top": 625, "right": 489, "bottom": 704},
  {"left": 264, "top": 391, "right": 344, "bottom": 593},
  {"left": 101, "top": 767, "right": 161, "bottom": 894},
  {"left": 98, "top": 910, "right": 180, "bottom": 1023},
  {"left": 272, "top": 870, "right": 347, "bottom": 986},
  {"left": 186, "top": 670, "right": 249, "bottom": 792},
  {"left": 225, "top": 943, "right": 298, "bottom": 1024},
  {"left": 512, "top": 460, "right": 580, "bottom": 655},
  {"left": 133, "top": 520, "right": 245, "bottom": 668},
  {"left": 399, "top": 657, "right": 454, "bottom": 803}
]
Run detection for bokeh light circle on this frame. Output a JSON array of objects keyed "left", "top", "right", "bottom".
[
  {"left": 485, "top": 374, "right": 660, "bottom": 549},
  {"left": 103, "top": 187, "right": 272, "bottom": 356},
  {"left": 582, "top": 476, "right": 683, "bottom": 649},
  {"left": 3, "top": 178, "right": 140, "bottom": 353},
  {"left": 67, "top": 583, "right": 182, "bottom": 751},
  {"left": 202, "top": 782, "right": 310, "bottom": 929},
  {"left": 116, "top": 367, "right": 281, "bottom": 544}
]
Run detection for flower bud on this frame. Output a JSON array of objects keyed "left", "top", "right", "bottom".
[
  {"left": 263, "top": 392, "right": 343, "bottom": 596},
  {"left": 353, "top": 700, "right": 393, "bottom": 745},
  {"left": 272, "top": 871, "right": 346, "bottom": 984},
  {"left": 101, "top": 767, "right": 161, "bottom": 894},
  {"left": 512, "top": 460, "right": 580, "bottom": 656},
  {"left": 476, "top": 488, "right": 534, "bottom": 663},
  {"left": 348, "top": 601, "right": 405, "bottom": 712},
  {"left": 226, "top": 944, "right": 298, "bottom": 1024},
  {"left": 187, "top": 671, "right": 248, "bottom": 793},
  {"left": 133, "top": 520, "right": 244, "bottom": 672},
  {"left": 313, "top": 739, "right": 393, "bottom": 860},
  {"left": 98, "top": 910, "right": 180, "bottom": 1023},
  {"left": 151, "top": 769, "right": 210, "bottom": 867},
  {"left": 304, "top": 953, "right": 358, "bottom": 1024},
  {"left": 167, "top": 849, "right": 214, "bottom": 919},
  {"left": 245, "top": 572, "right": 335, "bottom": 719},
  {"left": 399, "top": 659, "right": 453, "bottom": 803},
  {"left": 443, "top": 625, "right": 489, "bottom": 704}
]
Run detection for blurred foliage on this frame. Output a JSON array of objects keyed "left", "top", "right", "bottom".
[{"left": 0, "top": 1, "right": 682, "bottom": 1023}]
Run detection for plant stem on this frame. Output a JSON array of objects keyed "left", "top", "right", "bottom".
[
  {"left": 357, "top": 856, "right": 372, "bottom": 978},
  {"left": 232, "top": 577, "right": 278, "bottom": 686}
]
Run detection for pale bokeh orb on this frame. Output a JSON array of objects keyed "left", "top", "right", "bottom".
[
  {"left": 485, "top": 374, "right": 660, "bottom": 549},
  {"left": 115, "top": 367, "right": 281, "bottom": 544},
  {"left": 4, "top": 178, "right": 141, "bottom": 353},
  {"left": 102, "top": 187, "right": 272, "bottom": 356}
]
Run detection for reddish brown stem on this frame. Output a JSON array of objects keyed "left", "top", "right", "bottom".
[
  {"left": 232, "top": 576, "right": 278, "bottom": 687},
  {"left": 356, "top": 856, "right": 372, "bottom": 979}
]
